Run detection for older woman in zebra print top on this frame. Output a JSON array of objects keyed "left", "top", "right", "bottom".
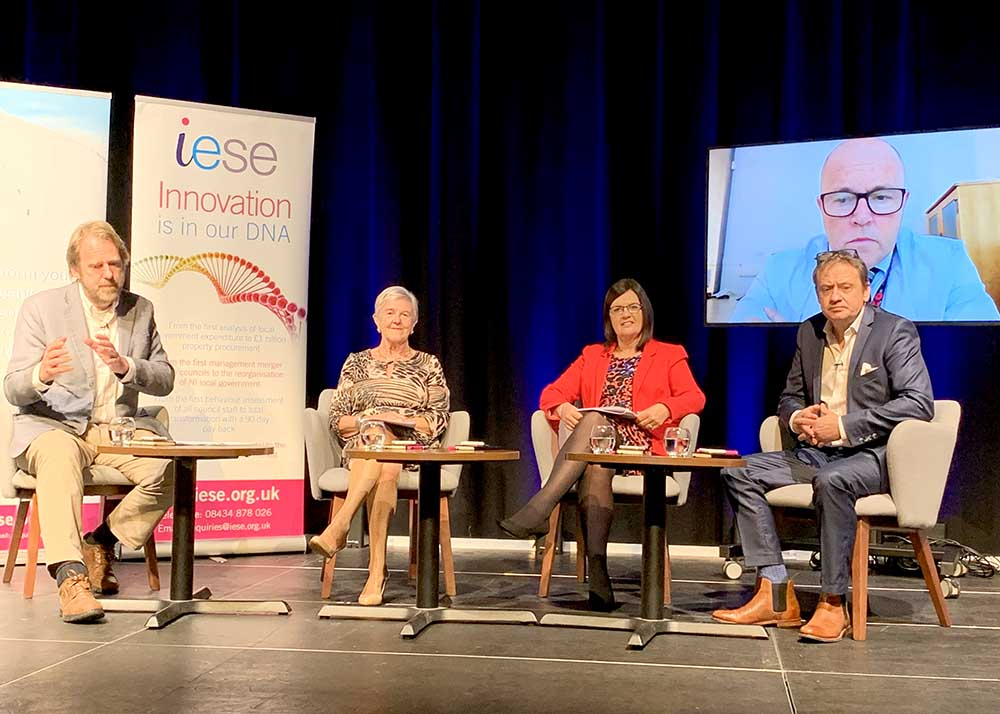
[{"left": 309, "top": 286, "right": 450, "bottom": 606}]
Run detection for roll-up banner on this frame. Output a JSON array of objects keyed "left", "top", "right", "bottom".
[
  {"left": 0, "top": 81, "right": 111, "bottom": 558},
  {"left": 130, "top": 96, "right": 315, "bottom": 555}
]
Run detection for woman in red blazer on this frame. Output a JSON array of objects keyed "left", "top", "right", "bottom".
[{"left": 499, "top": 278, "right": 706, "bottom": 610}]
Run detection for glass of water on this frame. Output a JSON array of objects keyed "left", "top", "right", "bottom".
[
  {"left": 663, "top": 427, "right": 691, "bottom": 457},
  {"left": 110, "top": 416, "right": 136, "bottom": 446},
  {"left": 359, "top": 419, "right": 387, "bottom": 451},
  {"left": 589, "top": 424, "right": 616, "bottom": 454}
]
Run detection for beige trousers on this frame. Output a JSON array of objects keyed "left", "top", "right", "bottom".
[{"left": 15, "top": 426, "right": 173, "bottom": 567}]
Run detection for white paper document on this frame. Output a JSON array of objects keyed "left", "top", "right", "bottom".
[{"left": 578, "top": 406, "right": 637, "bottom": 421}]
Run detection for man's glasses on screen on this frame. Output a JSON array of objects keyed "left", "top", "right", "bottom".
[{"left": 819, "top": 188, "right": 906, "bottom": 217}]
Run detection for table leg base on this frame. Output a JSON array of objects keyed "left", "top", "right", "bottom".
[
  {"left": 98, "top": 591, "right": 289, "bottom": 628},
  {"left": 539, "top": 613, "right": 768, "bottom": 649},
  {"left": 317, "top": 604, "right": 538, "bottom": 639},
  {"left": 145, "top": 599, "right": 291, "bottom": 629},
  {"left": 96, "top": 597, "right": 171, "bottom": 613},
  {"left": 317, "top": 605, "right": 417, "bottom": 622}
]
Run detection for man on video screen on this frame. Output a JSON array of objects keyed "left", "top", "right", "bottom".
[{"left": 731, "top": 138, "right": 1000, "bottom": 323}]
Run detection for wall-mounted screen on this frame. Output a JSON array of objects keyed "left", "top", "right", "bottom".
[{"left": 706, "top": 128, "right": 1000, "bottom": 324}]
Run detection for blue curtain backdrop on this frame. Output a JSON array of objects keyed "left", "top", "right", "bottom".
[{"left": 3, "top": 0, "right": 998, "bottom": 549}]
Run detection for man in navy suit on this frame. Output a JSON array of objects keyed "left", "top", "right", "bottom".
[
  {"left": 4, "top": 220, "right": 174, "bottom": 623},
  {"left": 713, "top": 249, "right": 934, "bottom": 642}
]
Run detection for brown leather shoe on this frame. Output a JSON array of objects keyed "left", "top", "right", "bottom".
[
  {"left": 82, "top": 540, "right": 119, "bottom": 595},
  {"left": 58, "top": 573, "right": 105, "bottom": 623},
  {"left": 712, "top": 578, "right": 803, "bottom": 627},
  {"left": 800, "top": 595, "right": 851, "bottom": 643}
]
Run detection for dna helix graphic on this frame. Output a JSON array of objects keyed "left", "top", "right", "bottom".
[{"left": 132, "top": 253, "right": 307, "bottom": 336}]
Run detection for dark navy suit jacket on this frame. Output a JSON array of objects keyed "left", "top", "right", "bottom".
[{"left": 777, "top": 305, "right": 934, "bottom": 472}]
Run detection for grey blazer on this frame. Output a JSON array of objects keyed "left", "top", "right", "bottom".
[
  {"left": 3, "top": 283, "right": 174, "bottom": 457},
  {"left": 777, "top": 305, "right": 934, "bottom": 471}
]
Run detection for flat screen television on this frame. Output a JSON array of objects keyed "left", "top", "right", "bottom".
[{"left": 706, "top": 127, "right": 1000, "bottom": 324}]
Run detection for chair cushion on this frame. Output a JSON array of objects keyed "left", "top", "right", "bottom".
[
  {"left": 318, "top": 466, "right": 459, "bottom": 497},
  {"left": 854, "top": 494, "right": 897, "bottom": 518},
  {"left": 317, "top": 467, "right": 350, "bottom": 493},
  {"left": 765, "top": 483, "right": 898, "bottom": 518},
  {"left": 765, "top": 484, "right": 814, "bottom": 508},
  {"left": 610, "top": 473, "right": 681, "bottom": 498},
  {"left": 12, "top": 465, "right": 135, "bottom": 491}
]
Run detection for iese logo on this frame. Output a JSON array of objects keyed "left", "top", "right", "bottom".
[{"left": 175, "top": 117, "right": 277, "bottom": 176}]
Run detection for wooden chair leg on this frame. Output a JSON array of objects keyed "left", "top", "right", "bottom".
[
  {"left": 408, "top": 499, "right": 418, "bottom": 581},
  {"left": 537, "top": 504, "right": 562, "bottom": 597},
  {"left": 663, "top": 518, "right": 673, "bottom": 606},
  {"left": 143, "top": 534, "right": 160, "bottom": 591},
  {"left": 24, "top": 494, "right": 40, "bottom": 599},
  {"left": 3, "top": 499, "right": 29, "bottom": 584},
  {"left": 851, "top": 518, "right": 870, "bottom": 640},
  {"left": 439, "top": 496, "right": 456, "bottom": 597},
  {"left": 99, "top": 495, "right": 113, "bottom": 521},
  {"left": 320, "top": 497, "right": 344, "bottom": 600},
  {"left": 911, "top": 530, "right": 952, "bottom": 628}
]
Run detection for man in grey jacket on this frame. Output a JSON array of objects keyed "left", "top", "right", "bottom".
[
  {"left": 713, "top": 249, "right": 934, "bottom": 642},
  {"left": 4, "top": 220, "right": 174, "bottom": 623}
]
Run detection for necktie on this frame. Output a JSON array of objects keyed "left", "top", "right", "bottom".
[{"left": 869, "top": 268, "right": 885, "bottom": 307}]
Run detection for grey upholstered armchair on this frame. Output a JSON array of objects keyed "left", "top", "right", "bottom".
[
  {"left": 304, "top": 389, "right": 470, "bottom": 599},
  {"left": 531, "top": 408, "right": 701, "bottom": 605},
  {"left": 757, "top": 399, "right": 960, "bottom": 640}
]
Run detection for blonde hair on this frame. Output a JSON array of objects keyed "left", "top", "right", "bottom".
[
  {"left": 66, "top": 220, "right": 130, "bottom": 270},
  {"left": 373, "top": 285, "right": 419, "bottom": 324}
]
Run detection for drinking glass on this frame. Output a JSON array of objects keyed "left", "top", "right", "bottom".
[
  {"left": 110, "top": 416, "right": 136, "bottom": 446},
  {"left": 589, "top": 424, "right": 616, "bottom": 455},
  {"left": 663, "top": 427, "right": 691, "bottom": 457},
  {"left": 359, "top": 419, "right": 387, "bottom": 451}
]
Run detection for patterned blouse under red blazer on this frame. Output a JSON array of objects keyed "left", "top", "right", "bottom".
[{"left": 538, "top": 339, "right": 706, "bottom": 456}]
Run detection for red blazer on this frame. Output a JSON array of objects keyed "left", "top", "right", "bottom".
[{"left": 539, "top": 339, "right": 706, "bottom": 456}]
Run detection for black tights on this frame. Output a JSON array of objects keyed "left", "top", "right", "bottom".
[{"left": 511, "top": 411, "right": 616, "bottom": 557}]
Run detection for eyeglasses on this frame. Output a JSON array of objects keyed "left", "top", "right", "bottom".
[
  {"left": 815, "top": 248, "right": 860, "bottom": 263},
  {"left": 820, "top": 188, "right": 905, "bottom": 217},
  {"left": 609, "top": 303, "right": 642, "bottom": 316}
]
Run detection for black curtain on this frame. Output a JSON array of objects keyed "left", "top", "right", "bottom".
[{"left": 3, "top": 0, "right": 999, "bottom": 550}]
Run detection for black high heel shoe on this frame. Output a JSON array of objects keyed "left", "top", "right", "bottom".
[
  {"left": 497, "top": 517, "right": 549, "bottom": 540},
  {"left": 587, "top": 555, "right": 617, "bottom": 612}
]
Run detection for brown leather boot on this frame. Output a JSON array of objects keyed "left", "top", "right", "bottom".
[
  {"left": 712, "top": 578, "right": 803, "bottom": 627},
  {"left": 800, "top": 594, "right": 851, "bottom": 643},
  {"left": 58, "top": 573, "right": 105, "bottom": 623},
  {"left": 82, "top": 540, "right": 119, "bottom": 595}
]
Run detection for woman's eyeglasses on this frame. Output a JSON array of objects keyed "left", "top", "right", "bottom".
[{"left": 609, "top": 304, "right": 642, "bottom": 316}]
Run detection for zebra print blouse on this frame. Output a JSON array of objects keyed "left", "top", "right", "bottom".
[{"left": 328, "top": 349, "right": 450, "bottom": 464}]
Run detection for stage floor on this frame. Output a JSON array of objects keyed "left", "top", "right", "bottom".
[{"left": 2, "top": 546, "right": 998, "bottom": 713}]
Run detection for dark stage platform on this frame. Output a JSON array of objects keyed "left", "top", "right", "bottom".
[{"left": 2, "top": 546, "right": 998, "bottom": 713}]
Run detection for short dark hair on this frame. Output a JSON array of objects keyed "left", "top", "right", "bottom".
[
  {"left": 603, "top": 278, "right": 654, "bottom": 348},
  {"left": 812, "top": 251, "right": 869, "bottom": 288}
]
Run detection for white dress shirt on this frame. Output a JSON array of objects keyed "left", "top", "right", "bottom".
[
  {"left": 791, "top": 308, "right": 865, "bottom": 446},
  {"left": 32, "top": 284, "right": 136, "bottom": 425}
]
